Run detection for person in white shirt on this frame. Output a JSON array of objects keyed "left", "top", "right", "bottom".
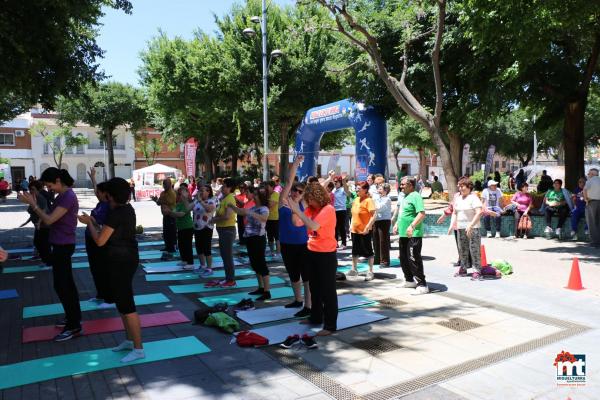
[
  {"left": 584, "top": 168, "right": 600, "bottom": 247},
  {"left": 481, "top": 180, "right": 503, "bottom": 238},
  {"left": 373, "top": 183, "right": 392, "bottom": 266},
  {"left": 450, "top": 177, "right": 484, "bottom": 280}
]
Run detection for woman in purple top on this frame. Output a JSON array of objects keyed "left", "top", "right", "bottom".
[
  {"left": 19, "top": 167, "right": 82, "bottom": 341},
  {"left": 510, "top": 182, "right": 533, "bottom": 239},
  {"left": 85, "top": 167, "right": 112, "bottom": 308}
]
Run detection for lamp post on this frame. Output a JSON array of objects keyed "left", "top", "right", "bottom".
[
  {"left": 243, "top": 0, "right": 283, "bottom": 182},
  {"left": 524, "top": 115, "right": 537, "bottom": 173}
]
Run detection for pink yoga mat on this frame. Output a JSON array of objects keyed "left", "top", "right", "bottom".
[{"left": 22, "top": 311, "right": 190, "bottom": 343}]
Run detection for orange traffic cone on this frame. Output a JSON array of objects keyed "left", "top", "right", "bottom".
[
  {"left": 480, "top": 245, "right": 489, "bottom": 267},
  {"left": 565, "top": 257, "right": 585, "bottom": 291}
]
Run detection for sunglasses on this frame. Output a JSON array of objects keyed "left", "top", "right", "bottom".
[{"left": 292, "top": 188, "right": 304, "bottom": 194}]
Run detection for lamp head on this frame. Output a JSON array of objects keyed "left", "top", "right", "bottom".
[
  {"left": 243, "top": 28, "right": 257, "bottom": 38},
  {"left": 271, "top": 49, "right": 283, "bottom": 58},
  {"left": 250, "top": 16, "right": 261, "bottom": 24}
]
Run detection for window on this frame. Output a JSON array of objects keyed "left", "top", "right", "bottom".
[
  {"left": 502, "top": 161, "right": 507, "bottom": 168},
  {"left": 43, "top": 142, "right": 50, "bottom": 154},
  {"left": 65, "top": 146, "right": 73, "bottom": 154},
  {"left": 494, "top": 161, "right": 500, "bottom": 170},
  {"left": 76, "top": 163, "right": 87, "bottom": 180},
  {"left": 0, "top": 133, "right": 15, "bottom": 146},
  {"left": 76, "top": 144, "right": 85, "bottom": 154}
]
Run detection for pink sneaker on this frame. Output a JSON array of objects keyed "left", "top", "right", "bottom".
[
  {"left": 220, "top": 280, "right": 237, "bottom": 288},
  {"left": 204, "top": 280, "right": 224, "bottom": 288}
]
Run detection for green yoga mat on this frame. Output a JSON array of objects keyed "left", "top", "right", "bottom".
[
  {"left": 146, "top": 268, "right": 256, "bottom": 282},
  {"left": 0, "top": 336, "right": 210, "bottom": 390},
  {"left": 169, "top": 276, "right": 285, "bottom": 294},
  {"left": 22, "top": 293, "right": 169, "bottom": 319},
  {"left": 200, "top": 286, "right": 294, "bottom": 306}
]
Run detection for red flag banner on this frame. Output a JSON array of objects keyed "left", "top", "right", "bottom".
[{"left": 184, "top": 138, "right": 198, "bottom": 177}]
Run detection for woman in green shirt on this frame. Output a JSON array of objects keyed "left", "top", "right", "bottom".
[
  {"left": 543, "top": 179, "right": 570, "bottom": 237},
  {"left": 166, "top": 184, "right": 194, "bottom": 270}
]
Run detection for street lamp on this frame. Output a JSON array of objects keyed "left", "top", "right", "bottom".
[
  {"left": 243, "top": 0, "right": 283, "bottom": 182},
  {"left": 523, "top": 115, "right": 537, "bottom": 174}
]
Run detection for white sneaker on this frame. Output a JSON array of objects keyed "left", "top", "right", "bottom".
[
  {"left": 486, "top": 232, "right": 492, "bottom": 238},
  {"left": 413, "top": 286, "right": 430, "bottom": 295},
  {"left": 508, "top": 235, "right": 516, "bottom": 240},
  {"left": 570, "top": 230, "right": 576, "bottom": 237},
  {"left": 346, "top": 269, "right": 359, "bottom": 277},
  {"left": 176, "top": 261, "right": 187, "bottom": 266},
  {"left": 401, "top": 281, "right": 418, "bottom": 288},
  {"left": 120, "top": 349, "right": 145, "bottom": 363},
  {"left": 112, "top": 340, "right": 134, "bottom": 352},
  {"left": 495, "top": 232, "right": 501, "bottom": 238},
  {"left": 364, "top": 271, "right": 375, "bottom": 281},
  {"left": 183, "top": 264, "right": 194, "bottom": 270},
  {"left": 523, "top": 234, "right": 529, "bottom": 239},
  {"left": 556, "top": 228, "right": 562, "bottom": 237},
  {"left": 584, "top": 229, "right": 589, "bottom": 236},
  {"left": 544, "top": 226, "right": 553, "bottom": 234},
  {"left": 337, "top": 245, "right": 346, "bottom": 250}
]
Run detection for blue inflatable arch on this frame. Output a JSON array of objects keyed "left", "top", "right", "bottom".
[{"left": 294, "top": 99, "right": 387, "bottom": 182}]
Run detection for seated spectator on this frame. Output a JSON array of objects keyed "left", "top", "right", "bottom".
[
  {"left": 431, "top": 176, "right": 443, "bottom": 193},
  {"left": 570, "top": 177, "right": 588, "bottom": 238},
  {"left": 537, "top": 170, "right": 553, "bottom": 193},
  {"left": 543, "top": 179, "right": 573, "bottom": 237},
  {"left": 511, "top": 182, "right": 533, "bottom": 239},
  {"left": 482, "top": 180, "right": 503, "bottom": 238}
]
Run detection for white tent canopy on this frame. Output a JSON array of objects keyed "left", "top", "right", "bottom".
[
  {"left": 132, "top": 163, "right": 181, "bottom": 186},
  {"left": 133, "top": 163, "right": 179, "bottom": 174}
]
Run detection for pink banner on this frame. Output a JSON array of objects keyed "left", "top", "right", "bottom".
[
  {"left": 184, "top": 138, "right": 198, "bottom": 177},
  {"left": 135, "top": 188, "right": 163, "bottom": 201}
]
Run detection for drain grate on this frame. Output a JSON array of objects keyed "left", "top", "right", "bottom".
[
  {"left": 350, "top": 337, "right": 403, "bottom": 356},
  {"left": 378, "top": 298, "right": 407, "bottom": 308},
  {"left": 437, "top": 317, "right": 482, "bottom": 332}
]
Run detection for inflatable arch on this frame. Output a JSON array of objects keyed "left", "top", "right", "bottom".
[{"left": 294, "top": 99, "right": 387, "bottom": 182}]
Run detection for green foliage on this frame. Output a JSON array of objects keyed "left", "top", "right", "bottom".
[
  {"left": 0, "top": 157, "right": 10, "bottom": 165},
  {"left": 0, "top": 0, "right": 132, "bottom": 122},
  {"left": 135, "top": 132, "right": 162, "bottom": 166},
  {"left": 30, "top": 121, "right": 89, "bottom": 168}
]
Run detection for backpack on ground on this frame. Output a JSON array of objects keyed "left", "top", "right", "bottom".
[
  {"left": 236, "top": 331, "right": 269, "bottom": 347},
  {"left": 204, "top": 312, "right": 240, "bottom": 333}
]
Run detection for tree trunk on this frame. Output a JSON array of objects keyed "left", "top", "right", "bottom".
[
  {"left": 392, "top": 147, "right": 401, "bottom": 171},
  {"left": 518, "top": 153, "right": 532, "bottom": 167},
  {"left": 230, "top": 147, "right": 238, "bottom": 177},
  {"left": 105, "top": 127, "right": 115, "bottom": 179},
  {"left": 563, "top": 98, "right": 586, "bottom": 191},
  {"left": 203, "top": 134, "right": 212, "bottom": 181},
  {"left": 417, "top": 147, "right": 427, "bottom": 179},
  {"left": 447, "top": 130, "right": 462, "bottom": 178},
  {"left": 429, "top": 127, "right": 458, "bottom": 196},
  {"left": 278, "top": 122, "right": 289, "bottom": 182}
]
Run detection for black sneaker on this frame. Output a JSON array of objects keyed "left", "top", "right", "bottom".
[
  {"left": 294, "top": 307, "right": 311, "bottom": 318},
  {"left": 280, "top": 334, "right": 300, "bottom": 349},
  {"left": 160, "top": 252, "right": 173, "bottom": 261},
  {"left": 255, "top": 291, "right": 272, "bottom": 301},
  {"left": 234, "top": 299, "right": 255, "bottom": 311},
  {"left": 285, "top": 300, "right": 303, "bottom": 309},
  {"left": 55, "top": 318, "right": 67, "bottom": 328},
  {"left": 248, "top": 288, "right": 264, "bottom": 295},
  {"left": 301, "top": 334, "right": 318, "bottom": 349},
  {"left": 54, "top": 327, "right": 83, "bottom": 342}
]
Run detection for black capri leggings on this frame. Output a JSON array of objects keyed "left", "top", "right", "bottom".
[
  {"left": 194, "top": 227, "right": 213, "bottom": 257},
  {"left": 281, "top": 243, "right": 309, "bottom": 283},
  {"left": 246, "top": 235, "right": 269, "bottom": 276},
  {"left": 266, "top": 220, "right": 279, "bottom": 244},
  {"left": 107, "top": 249, "right": 139, "bottom": 315}
]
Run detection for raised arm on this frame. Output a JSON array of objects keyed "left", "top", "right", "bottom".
[
  {"left": 280, "top": 155, "right": 303, "bottom": 207},
  {"left": 87, "top": 167, "right": 101, "bottom": 201},
  {"left": 289, "top": 198, "right": 320, "bottom": 231},
  {"left": 321, "top": 170, "right": 335, "bottom": 188},
  {"left": 19, "top": 192, "right": 68, "bottom": 226}
]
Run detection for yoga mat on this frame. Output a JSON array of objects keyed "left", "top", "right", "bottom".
[
  {"left": 242, "top": 309, "right": 388, "bottom": 345},
  {"left": 2, "top": 261, "right": 89, "bottom": 274},
  {"left": 169, "top": 277, "right": 285, "bottom": 294},
  {"left": 145, "top": 268, "right": 255, "bottom": 281},
  {"left": 144, "top": 258, "right": 248, "bottom": 273},
  {"left": 200, "top": 286, "right": 295, "bottom": 307},
  {"left": 236, "top": 294, "right": 376, "bottom": 325},
  {"left": 22, "top": 311, "right": 190, "bottom": 343},
  {"left": 22, "top": 293, "right": 170, "bottom": 319},
  {"left": 0, "top": 289, "right": 18, "bottom": 300},
  {"left": 0, "top": 336, "right": 210, "bottom": 390}
]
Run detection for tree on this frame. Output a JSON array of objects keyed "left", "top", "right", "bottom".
[
  {"left": 388, "top": 116, "right": 434, "bottom": 178},
  {"left": 30, "top": 121, "right": 89, "bottom": 168},
  {"left": 0, "top": 0, "right": 132, "bottom": 122},
  {"left": 462, "top": 0, "right": 600, "bottom": 189},
  {"left": 57, "top": 82, "right": 146, "bottom": 178},
  {"left": 134, "top": 131, "right": 163, "bottom": 166}
]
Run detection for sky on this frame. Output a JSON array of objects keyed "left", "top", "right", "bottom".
[{"left": 97, "top": 0, "right": 293, "bottom": 86}]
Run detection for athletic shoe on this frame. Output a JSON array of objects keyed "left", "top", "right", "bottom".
[
  {"left": 364, "top": 271, "right": 375, "bottom": 281},
  {"left": 454, "top": 267, "right": 468, "bottom": 277},
  {"left": 507, "top": 235, "right": 515, "bottom": 240},
  {"left": 120, "top": 349, "right": 145, "bottom": 363},
  {"left": 285, "top": 300, "right": 303, "bottom": 309},
  {"left": 337, "top": 245, "right": 346, "bottom": 250},
  {"left": 495, "top": 232, "right": 501, "bottom": 238},
  {"left": 183, "top": 264, "right": 194, "bottom": 270},
  {"left": 248, "top": 288, "right": 264, "bottom": 295},
  {"left": 176, "top": 261, "right": 187, "bottom": 266},
  {"left": 160, "top": 253, "right": 173, "bottom": 261},
  {"left": 523, "top": 234, "right": 529, "bottom": 239},
  {"left": 401, "top": 281, "right": 418, "bottom": 288},
  {"left": 234, "top": 299, "right": 255, "bottom": 311},
  {"left": 97, "top": 302, "right": 116, "bottom": 309},
  {"left": 255, "top": 291, "right": 272, "bottom": 301},
  {"left": 570, "top": 230, "right": 576, "bottom": 238},
  {"left": 584, "top": 229, "right": 589, "bottom": 236},
  {"left": 294, "top": 307, "right": 311, "bottom": 318},
  {"left": 301, "top": 334, "right": 318, "bottom": 349},
  {"left": 112, "top": 340, "right": 134, "bottom": 352},
  {"left": 486, "top": 232, "right": 492, "bottom": 238},
  {"left": 204, "top": 279, "right": 224, "bottom": 288},
  {"left": 220, "top": 280, "right": 237, "bottom": 288},
  {"left": 412, "top": 286, "right": 430, "bottom": 295},
  {"left": 88, "top": 297, "right": 102, "bottom": 303},
  {"left": 556, "top": 228, "right": 562, "bottom": 237},
  {"left": 544, "top": 226, "right": 553, "bottom": 234},
  {"left": 471, "top": 272, "right": 483, "bottom": 281},
  {"left": 346, "top": 269, "right": 359, "bottom": 277},
  {"left": 54, "top": 327, "right": 83, "bottom": 342},
  {"left": 55, "top": 318, "right": 67, "bottom": 328},
  {"left": 280, "top": 335, "right": 300, "bottom": 349},
  {"left": 200, "top": 268, "right": 214, "bottom": 277}
]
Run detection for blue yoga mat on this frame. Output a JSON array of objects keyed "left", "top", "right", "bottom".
[
  {"left": 200, "top": 286, "right": 294, "bottom": 306},
  {"left": 169, "top": 276, "right": 285, "bottom": 294},
  {"left": 3, "top": 261, "right": 89, "bottom": 274},
  {"left": 146, "top": 268, "right": 255, "bottom": 281},
  {"left": 23, "top": 293, "right": 170, "bottom": 319},
  {"left": 0, "top": 336, "right": 210, "bottom": 390},
  {"left": 0, "top": 289, "right": 18, "bottom": 300}
]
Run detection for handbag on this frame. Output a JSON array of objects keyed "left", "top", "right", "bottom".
[{"left": 517, "top": 214, "right": 532, "bottom": 233}]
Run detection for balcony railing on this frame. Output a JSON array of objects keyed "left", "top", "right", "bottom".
[{"left": 88, "top": 144, "right": 125, "bottom": 150}]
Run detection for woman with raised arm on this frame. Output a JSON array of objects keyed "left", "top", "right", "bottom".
[
  {"left": 192, "top": 184, "right": 217, "bottom": 276},
  {"left": 278, "top": 156, "right": 311, "bottom": 317},
  {"left": 18, "top": 168, "right": 81, "bottom": 342},
  {"left": 78, "top": 178, "right": 144, "bottom": 363}
]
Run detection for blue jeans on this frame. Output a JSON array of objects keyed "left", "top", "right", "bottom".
[
  {"left": 570, "top": 207, "right": 587, "bottom": 232},
  {"left": 484, "top": 206, "right": 502, "bottom": 232}
]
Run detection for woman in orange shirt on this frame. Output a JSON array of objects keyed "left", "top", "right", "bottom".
[
  {"left": 289, "top": 182, "right": 338, "bottom": 336},
  {"left": 348, "top": 181, "right": 377, "bottom": 280}
]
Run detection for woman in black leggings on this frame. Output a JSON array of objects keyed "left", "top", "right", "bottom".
[
  {"left": 192, "top": 185, "right": 217, "bottom": 276},
  {"left": 79, "top": 178, "right": 143, "bottom": 363},
  {"left": 19, "top": 167, "right": 81, "bottom": 342}
]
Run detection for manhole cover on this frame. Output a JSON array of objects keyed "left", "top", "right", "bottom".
[
  {"left": 378, "top": 298, "right": 407, "bottom": 308},
  {"left": 350, "top": 336, "right": 403, "bottom": 355},
  {"left": 437, "top": 317, "right": 482, "bottom": 332}
]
